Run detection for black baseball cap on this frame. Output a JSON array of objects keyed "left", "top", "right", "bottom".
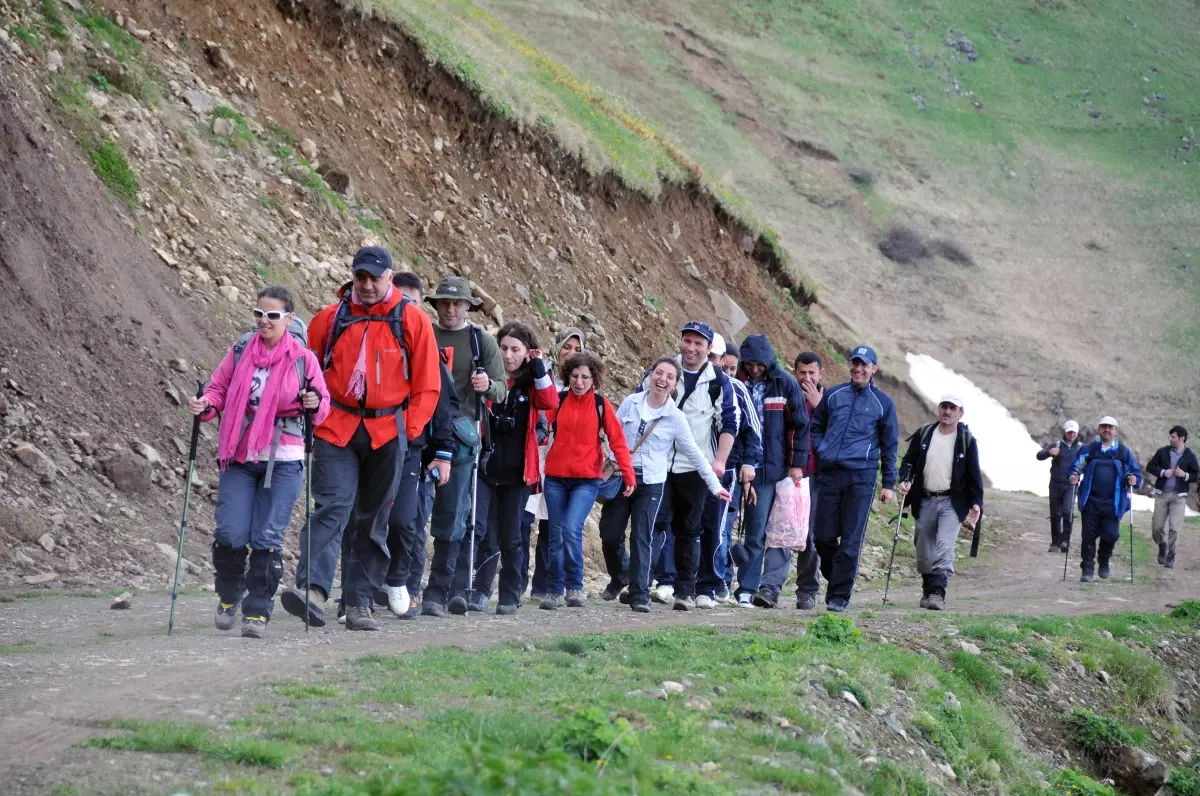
[{"left": 352, "top": 246, "right": 393, "bottom": 277}]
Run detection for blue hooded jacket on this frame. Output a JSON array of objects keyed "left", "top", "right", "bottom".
[
  {"left": 810, "top": 377, "right": 899, "bottom": 489},
  {"left": 1071, "top": 439, "right": 1143, "bottom": 517},
  {"left": 737, "top": 335, "right": 810, "bottom": 484}
]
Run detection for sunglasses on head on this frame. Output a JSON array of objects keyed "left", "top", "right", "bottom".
[{"left": 252, "top": 308, "right": 290, "bottom": 322}]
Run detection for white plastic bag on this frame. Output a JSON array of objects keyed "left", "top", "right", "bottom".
[{"left": 765, "top": 477, "right": 809, "bottom": 550}]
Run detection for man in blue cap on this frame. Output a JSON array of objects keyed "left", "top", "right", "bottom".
[{"left": 809, "top": 345, "right": 899, "bottom": 612}]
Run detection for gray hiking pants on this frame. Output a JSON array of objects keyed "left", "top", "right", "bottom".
[
  {"left": 914, "top": 495, "right": 960, "bottom": 593},
  {"left": 1151, "top": 491, "right": 1187, "bottom": 553}
]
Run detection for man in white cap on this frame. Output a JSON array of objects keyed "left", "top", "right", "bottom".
[
  {"left": 897, "top": 394, "right": 983, "bottom": 610},
  {"left": 1068, "top": 417, "right": 1142, "bottom": 582},
  {"left": 1037, "top": 420, "right": 1083, "bottom": 553}
]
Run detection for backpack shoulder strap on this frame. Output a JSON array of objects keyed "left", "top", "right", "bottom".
[
  {"left": 708, "top": 367, "right": 723, "bottom": 405},
  {"left": 322, "top": 300, "right": 353, "bottom": 370},
  {"left": 231, "top": 332, "right": 255, "bottom": 367},
  {"left": 389, "top": 296, "right": 410, "bottom": 380},
  {"left": 677, "top": 361, "right": 710, "bottom": 408}
]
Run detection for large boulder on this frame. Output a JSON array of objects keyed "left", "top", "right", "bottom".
[
  {"left": 1111, "top": 745, "right": 1169, "bottom": 796},
  {"left": 708, "top": 289, "right": 749, "bottom": 339},
  {"left": 13, "top": 442, "right": 56, "bottom": 484},
  {"left": 102, "top": 449, "right": 152, "bottom": 495}
]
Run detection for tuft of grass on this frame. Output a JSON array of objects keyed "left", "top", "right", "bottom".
[
  {"left": 7, "top": 24, "right": 46, "bottom": 53},
  {"left": 87, "top": 720, "right": 289, "bottom": 768},
  {"left": 75, "top": 11, "right": 140, "bottom": 61},
  {"left": 1168, "top": 765, "right": 1200, "bottom": 796},
  {"left": 39, "top": 0, "right": 68, "bottom": 39},
  {"left": 808, "top": 613, "right": 861, "bottom": 645},
  {"left": 1011, "top": 659, "right": 1051, "bottom": 687},
  {"left": 276, "top": 682, "right": 338, "bottom": 699},
  {"left": 80, "top": 134, "right": 139, "bottom": 206},
  {"left": 549, "top": 705, "right": 637, "bottom": 764},
  {"left": 1169, "top": 601, "right": 1200, "bottom": 622},
  {"left": 949, "top": 649, "right": 1004, "bottom": 696},
  {"left": 0, "top": 639, "right": 42, "bottom": 654},
  {"left": 1067, "top": 709, "right": 1142, "bottom": 760},
  {"left": 1052, "top": 768, "right": 1117, "bottom": 795},
  {"left": 826, "top": 677, "right": 872, "bottom": 709},
  {"left": 259, "top": 194, "right": 279, "bottom": 212},
  {"left": 211, "top": 106, "right": 256, "bottom": 149},
  {"left": 534, "top": 292, "right": 553, "bottom": 319}
]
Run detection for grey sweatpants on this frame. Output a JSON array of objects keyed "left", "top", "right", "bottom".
[
  {"left": 915, "top": 495, "right": 961, "bottom": 592},
  {"left": 1151, "top": 491, "right": 1187, "bottom": 553}
]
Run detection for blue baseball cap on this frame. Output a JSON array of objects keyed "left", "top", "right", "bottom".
[
  {"left": 351, "top": 246, "right": 393, "bottom": 277},
  {"left": 680, "top": 321, "right": 715, "bottom": 344},
  {"left": 849, "top": 345, "right": 877, "bottom": 365}
]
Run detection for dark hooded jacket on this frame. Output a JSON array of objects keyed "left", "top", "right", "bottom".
[{"left": 737, "top": 335, "right": 810, "bottom": 484}]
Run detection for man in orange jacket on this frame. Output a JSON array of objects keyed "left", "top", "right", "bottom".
[{"left": 280, "top": 247, "right": 440, "bottom": 631}]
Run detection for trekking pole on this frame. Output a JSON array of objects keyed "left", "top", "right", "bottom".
[
  {"left": 465, "top": 370, "right": 486, "bottom": 606},
  {"left": 1062, "top": 483, "right": 1076, "bottom": 581},
  {"left": 1127, "top": 485, "right": 1135, "bottom": 583},
  {"left": 168, "top": 381, "right": 205, "bottom": 636},
  {"left": 881, "top": 493, "right": 907, "bottom": 606},
  {"left": 302, "top": 378, "right": 315, "bottom": 633}
]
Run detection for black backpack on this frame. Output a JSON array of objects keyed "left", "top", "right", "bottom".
[{"left": 322, "top": 296, "right": 411, "bottom": 380}]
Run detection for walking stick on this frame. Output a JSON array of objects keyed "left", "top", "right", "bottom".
[
  {"left": 1127, "top": 485, "right": 1136, "bottom": 583},
  {"left": 303, "top": 378, "right": 315, "bottom": 633},
  {"left": 168, "top": 381, "right": 205, "bottom": 636},
  {"left": 1062, "top": 483, "right": 1076, "bottom": 581},
  {"left": 465, "top": 371, "right": 489, "bottom": 606},
  {"left": 881, "top": 493, "right": 907, "bottom": 605}
]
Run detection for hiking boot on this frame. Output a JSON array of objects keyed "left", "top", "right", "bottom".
[
  {"left": 1060, "top": 543, "right": 1069, "bottom": 554},
  {"left": 344, "top": 605, "right": 379, "bottom": 631},
  {"left": 421, "top": 600, "right": 446, "bottom": 618},
  {"left": 214, "top": 600, "right": 239, "bottom": 631},
  {"left": 447, "top": 595, "right": 469, "bottom": 616},
  {"left": 530, "top": 591, "right": 549, "bottom": 604},
  {"left": 826, "top": 597, "right": 849, "bottom": 613},
  {"left": 400, "top": 602, "right": 420, "bottom": 620},
  {"left": 539, "top": 594, "right": 564, "bottom": 611},
  {"left": 1048, "top": 544, "right": 1061, "bottom": 553},
  {"left": 468, "top": 593, "right": 489, "bottom": 613},
  {"left": 496, "top": 603, "right": 519, "bottom": 616},
  {"left": 386, "top": 586, "right": 410, "bottom": 617},
  {"left": 632, "top": 601, "right": 650, "bottom": 613},
  {"left": 241, "top": 616, "right": 268, "bottom": 639},
  {"left": 919, "top": 594, "right": 931, "bottom": 610},
  {"left": 1166, "top": 551, "right": 1176, "bottom": 569},
  {"left": 601, "top": 582, "right": 622, "bottom": 601},
  {"left": 695, "top": 594, "right": 716, "bottom": 609},
  {"left": 1098, "top": 564, "right": 1111, "bottom": 580},
  {"left": 280, "top": 586, "right": 326, "bottom": 628},
  {"left": 795, "top": 595, "right": 817, "bottom": 611},
  {"left": 652, "top": 584, "right": 674, "bottom": 604},
  {"left": 753, "top": 589, "right": 778, "bottom": 609},
  {"left": 1158, "top": 544, "right": 1168, "bottom": 566},
  {"left": 1080, "top": 572, "right": 1096, "bottom": 583},
  {"left": 737, "top": 593, "right": 753, "bottom": 608},
  {"left": 673, "top": 595, "right": 695, "bottom": 611},
  {"left": 618, "top": 589, "right": 632, "bottom": 604},
  {"left": 566, "top": 589, "right": 586, "bottom": 608},
  {"left": 925, "top": 593, "right": 945, "bottom": 611},
  {"left": 715, "top": 587, "right": 733, "bottom": 604}
]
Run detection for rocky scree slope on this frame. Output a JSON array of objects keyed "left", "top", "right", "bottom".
[{"left": 0, "top": 0, "right": 840, "bottom": 591}]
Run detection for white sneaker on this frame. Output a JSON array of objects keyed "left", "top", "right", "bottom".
[
  {"left": 737, "top": 593, "right": 753, "bottom": 608},
  {"left": 386, "top": 586, "right": 410, "bottom": 617},
  {"left": 695, "top": 595, "right": 716, "bottom": 609},
  {"left": 652, "top": 585, "right": 675, "bottom": 604}
]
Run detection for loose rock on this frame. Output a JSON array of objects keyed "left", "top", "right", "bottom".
[
  {"left": 15, "top": 442, "right": 57, "bottom": 483},
  {"left": 111, "top": 591, "right": 133, "bottom": 610}
]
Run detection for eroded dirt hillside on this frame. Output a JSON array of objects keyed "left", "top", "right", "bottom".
[{"left": 0, "top": 0, "right": 860, "bottom": 590}]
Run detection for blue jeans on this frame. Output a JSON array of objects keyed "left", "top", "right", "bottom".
[
  {"left": 212, "top": 460, "right": 304, "bottom": 618},
  {"left": 735, "top": 478, "right": 777, "bottom": 598},
  {"left": 543, "top": 476, "right": 600, "bottom": 595}
]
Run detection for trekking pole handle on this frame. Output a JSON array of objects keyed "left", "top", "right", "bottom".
[
  {"left": 187, "top": 381, "right": 205, "bottom": 461},
  {"left": 302, "top": 377, "right": 316, "bottom": 454}
]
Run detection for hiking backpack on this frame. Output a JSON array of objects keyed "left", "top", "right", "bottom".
[
  {"left": 231, "top": 315, "right": 310, "bottom": 440},
  {"left": 321, "top": 295, "right": 412, "bottom": 381}
]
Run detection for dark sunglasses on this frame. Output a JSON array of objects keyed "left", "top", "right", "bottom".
[{"left": 252, "top": 308, "right": 290, "bottom": 322}]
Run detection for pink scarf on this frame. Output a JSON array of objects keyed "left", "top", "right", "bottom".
[
  {"left": 346, "top": 284, "right": 394, "bottom": 401},
  {"left": 217, "top": 331, "right": 305, "bottom": 469}
]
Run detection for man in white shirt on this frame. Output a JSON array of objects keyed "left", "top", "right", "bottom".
[{"left": 897, "top": 394, "right": 983, "bottom": 610}]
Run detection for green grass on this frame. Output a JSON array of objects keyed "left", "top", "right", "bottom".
[
  {"left": 7, "top": 24, "right": 46, "bottom": 53},
  {"left": 1168, "top": 764, "right": 1200, "bottom": 796},
  {"left": 949, "top": 649, "right": 1004, "bottom": 696},
  {"left": 0, "top": 639, "right": 42, "bottom": 654},
  {"left": 211, "top": 105, "right": 257, "bottom": 149},
  {"left": 1067, "top": 709, "right": 1145, "bottom": 756},
  {"left": 534, "top": 292, "right": 553, "bottom": 319},
  {"left": 78, "top": 621, "right": 1065, "bottom": 793},
  {"left": 75, "top": 10, "right": 141, "bottom": 61},
  {"left": 80, "top": 133, "right": 139, "bottom": 206},
  {"left": 39, "top": 0, "right": 69, "bottom": 39},
  {"left": 1052, "top": 768, "right": 1117, "bottom": 795}
]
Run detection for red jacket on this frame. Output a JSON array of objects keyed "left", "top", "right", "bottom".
[
  {"left": 517, "top": 358, "right": 559, "bottom": 486},
  {"left": 544, "top": 389, "right": 635, "bottom": 486},
  {"left": 308, "top": 283, "right": 440, "bottom": 449}
]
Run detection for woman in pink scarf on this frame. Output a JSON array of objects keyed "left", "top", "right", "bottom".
[{"left": 187, "top": 285, "right": 329, "bottom": 638}]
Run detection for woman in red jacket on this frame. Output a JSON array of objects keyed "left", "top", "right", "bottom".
[
  {"left": 541, "top": 352, "right": 635, "bottom": 609},
  {"left": 472, "top": 322, "right": 559, "bottom": 614}
]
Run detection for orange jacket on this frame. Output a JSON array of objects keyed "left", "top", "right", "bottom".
[
  {"left": 544, "top": 389, "right": 635, "bottom": 486},
  {"left": 308, "top": 284, "right": 440, "bottom": 449}
]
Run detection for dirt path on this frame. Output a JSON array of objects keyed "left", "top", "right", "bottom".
[{"left": 0, "top": 491, "right": 1194, "bottom": 789}]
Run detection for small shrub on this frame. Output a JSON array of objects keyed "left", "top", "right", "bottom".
[
  {"left": 878, "top": 225, "right": 928, "bottom": 263},
  {"left": 550, "top": 706, "right": 637, "bottom": 763},
  {"left": 950, "top": 649, "right": 1004, "bottom": 696},
  {"left": 1168, "top": 764, "right": 1200, "bottom": 796},
  {"left": 81, "top": 135, "right": 139, "bottom": 205},
  {"left": 1169, "top": 601, "right": 1200, "bottom": 622},
  {"left": 930, "top": 238, "right": 974, "bottom": 266},
  {"left": 1052, "top": 768, "right": 1116, "bottom": 795},
  {"left": 211, "top": 106, "right": 255, "bottom": 149},
  {"left": 1068, "top": 709, "right": 1134, "bottom": 761},
  {"left": 8, "top": 25, "right": 46, "bottom": 53},
  {"left": 809, "top": 614, "right": 861, "bottom": 645},
  {"left": 826, "top": 677, "right": 871, "bottom": 709},
  {"left": 209, "top": 738, "right": 289, "bottom": 768},
  {"left": 1011, "top": 659, "right": 1051, "bottom": 687},
  {"left": 88, "top": 72, "right": 111, "bottom": 92},
  {"left": 534, "top": 293, "right": 553, "bottom": 319}
]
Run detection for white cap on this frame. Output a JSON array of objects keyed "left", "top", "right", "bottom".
[
  {"left": 710, "top": 333, "right": 726, "bottom": 358},
  {"left": 1063, "top": 420, "right": 1079, "bottom": 433},
  {"left": 1098, "top": 416, "right": 1119, "bottom": 428},
  {"left": 939, "top": 393, "right": 964, "bottom": 409}
]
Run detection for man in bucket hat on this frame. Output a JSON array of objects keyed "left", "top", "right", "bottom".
[{"left": 422, "top": 276, "right": 508, "bottom": 616}]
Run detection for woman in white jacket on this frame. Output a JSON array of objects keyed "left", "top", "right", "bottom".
[{"left": 598, "top": 356, "right": 731, "bottom": 611}]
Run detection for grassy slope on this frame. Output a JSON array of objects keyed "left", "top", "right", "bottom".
[
  {"left": 356, "top": 0, "right": 1200, "bottom": 450},
  {"left": 74, "top": 608, "right": 1200, "bottom": 795}
]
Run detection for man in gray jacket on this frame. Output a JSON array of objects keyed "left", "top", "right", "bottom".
[{"left": 1036, "top": 420, "right": 1082, "bottom": 553}]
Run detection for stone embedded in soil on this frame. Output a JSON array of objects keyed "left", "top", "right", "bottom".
[
  {"left": 685, "top": 696, "right": 712, "bottom": 710},
  {"left": 630, "top": 688, "right": 669, "bottom": 701},
  {"left": 1111, "top": 745, "right": 1169, "bottom": 796},
  {"left": 36, "top": 534, "right": 56, "bottom": 554},
  {"left": 841, "top": 691, "right": 862, "bottom": 709},
  {"left": 661, "top": 680, "right": 686, "bottom": 694},
  {"left": 102, "top": 449, "right": 152, "bottom": 495},
  {"left": 957, "top": 640, "right": 981, "bottom": 656},
  {"left": 23, "top": 571, "right": 58, "bottom": 585},
  {"left": 183, "top": 89, "right": 215, "bottom": 114},
  {"left": 212, "top": 116, "right": 236, "bottom": 137},
  {"left": 14, "top": 442, "right": 56, "bottom": 483},
  {"left": 111, "top": 591, "right": 133, "bottom": 609}
]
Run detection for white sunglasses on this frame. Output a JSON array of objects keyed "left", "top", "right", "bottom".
[{"left": 252, "top": 308, "right": 291, "bottom": 322}]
